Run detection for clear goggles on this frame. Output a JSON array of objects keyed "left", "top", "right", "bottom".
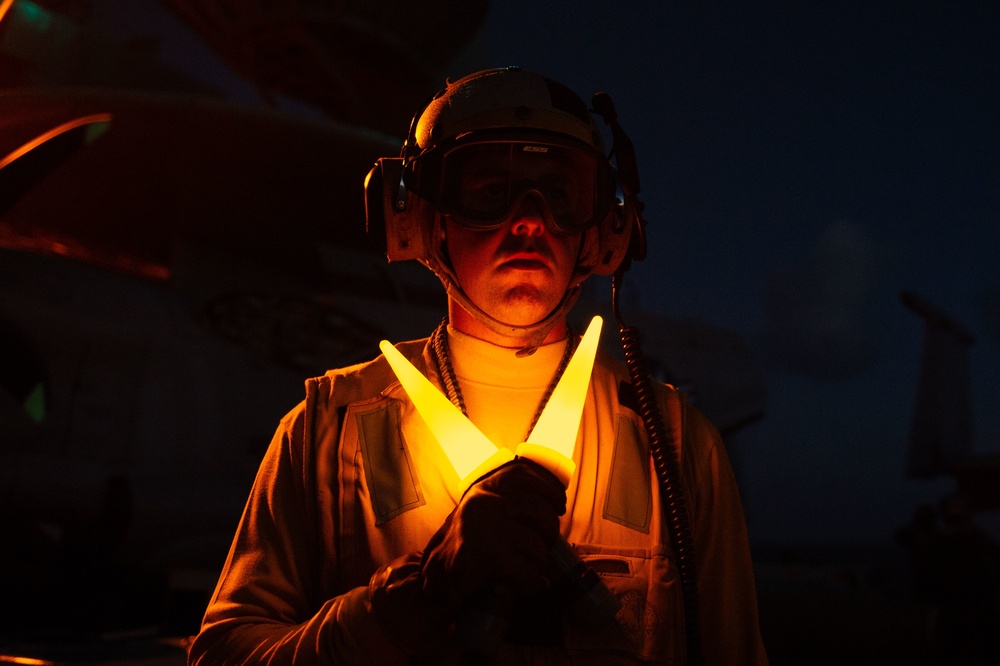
[{"left": 412, "top": 139, "right": 614, "bottom": 234}]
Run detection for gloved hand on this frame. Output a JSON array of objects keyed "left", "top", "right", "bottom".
[
  {"left": 369, "top": 458, "right": 567, "bottom": 654},
  {"left": 421, "top": 458, "right": 567, "bottom": 609}
]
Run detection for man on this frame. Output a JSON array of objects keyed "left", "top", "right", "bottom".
[{"left": 188, "top": 67, "right": 768, "bottom": 664}]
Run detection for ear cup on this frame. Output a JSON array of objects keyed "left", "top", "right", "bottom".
[
  {"left": 624, "top": 203, "right": 647, "bottom": 263},
  {"left": 364, "top": 161, "right": 388, "bottom": 253},
  {"left": 365, "top": 158, "right": 431, "bottom": 263},
  {"left": 589, "top": 203, "right": 633, "bottom": 276}
]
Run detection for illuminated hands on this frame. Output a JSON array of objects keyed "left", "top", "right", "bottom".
[
  {"left": 379, "top": 317, "right": 603, "bottom": 605},
  {"left": 365, "top": 461, "right": 567, "bottom": 655},
  {"left": 372, "top": 316, "right": 617, "bottom": 644}
]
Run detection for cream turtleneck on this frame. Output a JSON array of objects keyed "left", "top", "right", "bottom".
[{"left": 445, "top": 325, "right": 568, "bottom": 451}]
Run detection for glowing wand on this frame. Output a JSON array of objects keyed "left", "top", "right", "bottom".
[
  {"left": 379, "top": 316, "right": 620, "bottom": 627},
  {"left": 379, "top": 316, "right": 603, "bottom": 489}
]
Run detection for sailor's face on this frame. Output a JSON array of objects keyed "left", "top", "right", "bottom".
[{"left": 444, "top": 198, "right": 582, "bottom": 328}]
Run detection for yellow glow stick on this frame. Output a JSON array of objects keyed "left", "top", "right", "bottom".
[
  {"left": 516, "top": 315, "right": 602, "bottom": 486},
  {"left": 379, "top": 340, "right": 513, "bottom": 484},
  {"left": 380, "top": 316, "right": 602, "bottom": 489},
  {"left": 381, "top": 321, "right": 620, "bottom": 619}
]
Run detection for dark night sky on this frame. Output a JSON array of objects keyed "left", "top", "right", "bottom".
[
  {"left": 465, "top": 1, "right": 1000, "bottom": 546},
  {"left": 94, "top": 0, "right": 1000, "bottom": 547}
]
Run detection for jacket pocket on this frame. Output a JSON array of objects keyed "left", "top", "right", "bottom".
[{"left": 564, "top": 543, "right": 685, "bottom": 665}]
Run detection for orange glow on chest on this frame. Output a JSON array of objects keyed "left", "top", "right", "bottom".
[{"left": 380, "top": 316, "right": 602, "bottom": 489}]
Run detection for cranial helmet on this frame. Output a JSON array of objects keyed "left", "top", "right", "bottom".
[{"left": 365, "top": 67, "right": 640, "bottom": 349}]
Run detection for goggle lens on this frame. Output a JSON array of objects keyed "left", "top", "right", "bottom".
[{"left": 434, "top": 142, "right": 608, "bottom": 233}]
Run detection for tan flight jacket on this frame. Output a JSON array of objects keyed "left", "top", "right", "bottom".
[{"left": 189, "top": 338, "right": 768, "bottom": 665}]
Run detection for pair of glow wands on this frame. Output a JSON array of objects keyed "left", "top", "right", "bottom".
[
  {"left": 378, "top": 316, "right": 603, "bottom": 490},
  {"left": 380, "top": 315, "right": 623, "bottom": 623}
]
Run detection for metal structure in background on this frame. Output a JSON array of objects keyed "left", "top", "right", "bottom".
[
  {"left": 158, "top": 0, "right": 491, "bottom": 134},
  {"left": 902, "top": 290, "right": 1000, "bottom": 511},
  {"left": 0, "top": 0, "right": 470, "bottom": 648}
]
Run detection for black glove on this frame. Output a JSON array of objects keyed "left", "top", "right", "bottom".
[
  {"left": 421, "top": 458, "right": 567, "bottom": 609},
  {"left": 369, "top": 458, "right": 566, "bottom": 654}
]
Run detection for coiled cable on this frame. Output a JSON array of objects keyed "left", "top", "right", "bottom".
[{"left": 613, "top": 270, "right": 703, "bottom": 666}]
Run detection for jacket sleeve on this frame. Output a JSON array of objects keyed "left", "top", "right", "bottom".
[
  {"left": 681, "top": 399, "right": 769, "bottom": 665},
  {"left": 187, "top": 390, "right": 411, "bottom": 665}
]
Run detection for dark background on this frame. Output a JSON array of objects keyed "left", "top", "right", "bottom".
[
  {"left": 3, "top": 0, "right": 1000, "bottom": 662},
  {"left": 461, "top": 0, "right": 1000, "bottom": 547}
]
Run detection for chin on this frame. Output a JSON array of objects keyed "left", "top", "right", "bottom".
[
  {"left": 475, "top": 282, "right": 563, "bottom": 326},
  {"left": 493, "top": 299, "right": 556, "bottom": 328}
]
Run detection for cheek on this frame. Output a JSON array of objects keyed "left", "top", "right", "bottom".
[
  {"left": 446, "top": 229, "right": 491, "bottom": 283},
  {"left": 451, "top": 252, "right": 478, "bottom": 289},
  {"left": 556, "top": 236, "right": 583, "bottom": 279}
]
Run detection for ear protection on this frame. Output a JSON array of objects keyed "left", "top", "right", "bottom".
[
  {"left": 591, "top": 91, "right": 648, "bottom": 271},
  {"left": 364, "top": 156, "right": 428, "bottom": 262}
]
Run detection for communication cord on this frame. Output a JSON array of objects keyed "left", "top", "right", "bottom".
[{"left": 613, "top": 268, "right": 703, "bottom": 666}]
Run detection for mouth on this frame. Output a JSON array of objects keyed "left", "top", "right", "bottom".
[
  {"left": 502, "top": 258, "right": 548, "bottom": 270},
  {"left": 499, "top": 252, "right": 551, "bottom": 272}
]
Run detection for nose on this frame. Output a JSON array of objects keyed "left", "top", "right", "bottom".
[{"left": 510, "top": 194, "right": 548, "bottom": 236}]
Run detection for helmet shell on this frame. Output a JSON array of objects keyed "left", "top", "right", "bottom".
[{"left": 412, "top": 67, "right": 605, "bottom": 155}]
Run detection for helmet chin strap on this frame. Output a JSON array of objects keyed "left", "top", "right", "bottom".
[{"left": 422, "top": 253, "right": 584, "bottom": 357}]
